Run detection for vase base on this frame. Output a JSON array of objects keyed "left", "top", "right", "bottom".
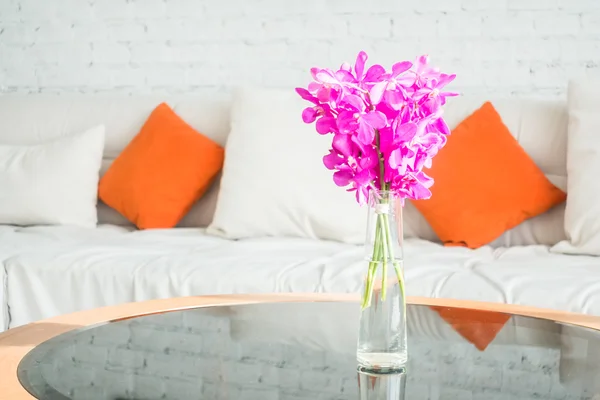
[{"left": 357, "top": 351, "right": 407, "bottom": 373}]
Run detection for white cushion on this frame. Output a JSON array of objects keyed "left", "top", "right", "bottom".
[
  {"left": 0, "top": 126, "right": 105, "bottom": 227},
  {"left": 552, "top": 80, "right": 600, "bottom": 255},
  {"left": 208, "top": 87, "right": 366, "bottom": 243}
]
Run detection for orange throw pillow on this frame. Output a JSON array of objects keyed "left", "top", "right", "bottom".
[
  {"left": 412, "top": 102, "right": 566, "bottom": 248},
  {"left": 99, "top": 103, "right": 224, "bottom": 229},
  {"left": 431, "top": 306, "right": 511, "bottom": 351}
]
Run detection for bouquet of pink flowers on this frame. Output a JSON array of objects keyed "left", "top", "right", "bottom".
[{"left": 297, "top": 51, "right": 456, "bottom": 308}]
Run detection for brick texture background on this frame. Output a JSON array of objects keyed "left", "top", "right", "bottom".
[
  {"left": 1, "top": 0, "right": 599, "bottom": 97},
  {"left": 29, "top": 309, "right": 578, "bottom": 400}
]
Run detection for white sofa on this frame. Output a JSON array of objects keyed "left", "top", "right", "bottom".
[{"left": 1, "top": 93, "right": 600, "bottom": 334}]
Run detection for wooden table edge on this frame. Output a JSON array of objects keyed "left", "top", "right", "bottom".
[{"left": 2, "top": 293, "right": 600, "bottom": 399}]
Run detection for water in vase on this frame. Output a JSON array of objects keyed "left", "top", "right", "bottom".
[{"left": 357, "top": 260, "right": 407, "bottom": 372}]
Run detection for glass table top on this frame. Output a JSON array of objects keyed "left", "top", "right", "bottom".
[{"left": 17, "top": 301, "right": 600, "bottom": 400}]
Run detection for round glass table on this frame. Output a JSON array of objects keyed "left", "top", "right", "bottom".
[{"left": 5, "top": 295, "right": 600, "bottom": 400}]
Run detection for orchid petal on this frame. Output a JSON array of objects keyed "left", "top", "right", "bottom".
[
  {"left": 336, "top": 69, "right": 356, "bottom": 83},
  {"left": 316, "top": 116, "right": 336, "bottom": 134},
  {"left": 359, "top": 147, "right": 379, "bottom": 169},
  {"left": 411, "top": 184, "right": 432, "bottom": 200},
  {"left": 333, "top": 170, "right": 353, "bottom": 187},
  {"left": 417, "top": 171, "right": 434, "bottom": 188},
  {"left": 343, "top": 94, "right": 364, "bottom": 111},
  {"left": 414, "top": 151, "right": 429, "bottom": 170},
  {"left": 396, "top": 72, "right": 417, "bottom": 84},
  {"left": 440, "top": 91, "right": 460, "bottom": 97},
  {"left": 436, "top": 73, "right": 456, "bottom": 88},
  {"left": 323, "top": 151, "right": 342, "bottom": 170},
  {"left": 369, "top": 81, "right": 388, "bottom": 105},
  {"left": 316, "top": 86, "right": 331, "bottom": 102},
  {"left": 362, "top": 110, "right": 387, "bottom": 129},
  {"left": 435, "top": 118, "right": 451, "bottom": 135},
  {"left": 332, "top": 134, "right": 354, "bottom": 157},
  {"left": 354, "top": 185, "right": 370, "bottom": 205},
  {"left": 364, "top": 64, "right": 386, "bottom": 82},
  {"left": 357, "top": 120, "right": 375, "bottom": 145},
  {"left": 415, "top": 55, "right": 430, "bottom": 74},
  {"left": 354, "top": 168, "right": 372, "bottom": 185},
  {"left": 384, "top": 91, "right": 406, "bottom": 110},
  {"left": 337, "top": 110, "right": 359, "bottom": 134},
  {"left": 315, "top": 70, "right": 338, "bottom": 84},
  {"left": 378, "top": 126, "right": 394, "bottom": 153},
  {"left": 395, "top": 122, "right": 417, "bottom": 142},
  {"left": 392, "top": 61, "right": 413, "bottom": 77},
  {"left": 355, "top": 51, "right": 368, "bottom": 80},
  {"left": 301, "top": 107, "right": 318, "bottom": 123},
  {"left": 295, "top": 87, "right": 315, "bottom": 102},
  {"left": 388, "top": 149, "right": 402, "bottom": 169},
  {"left": 310, "top": 67, "right": 320, "bottom": 81}
]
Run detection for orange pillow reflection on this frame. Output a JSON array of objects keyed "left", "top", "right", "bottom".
[
  {"left": 431, "top": 306, "right": 511, "bottom": 351},
  {"left": 99, "top": 103, "right": 224, "bottom": 229},
  {"left": 412, "top": 102, "right": 566, "bottom": 248}
]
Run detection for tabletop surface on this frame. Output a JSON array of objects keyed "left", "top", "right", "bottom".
[{"left": 16, "top": 301, "right": 600, "bottom": 400}]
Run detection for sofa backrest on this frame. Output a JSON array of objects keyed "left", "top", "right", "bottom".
[
  {"left": 0, "top": 94, "right": 231, "bottom": 228},
  {"left": 0, "top": 94, "right": 568, "bottom": 246}
]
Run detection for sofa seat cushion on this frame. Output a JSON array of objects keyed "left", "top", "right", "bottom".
[
  {"left": 3, "top": 226, "right": 600, "bottom": 329},
  {"left": 0, "top": 238, "right": 6, "bottom": 332},
  {"left": 4, "top": 225, "right": 354, "bottom": 328},
  {"left": 0, "top": 225, "right": 49, "bottom": 332}
]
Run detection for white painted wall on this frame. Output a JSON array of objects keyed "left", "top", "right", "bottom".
[{"left": 0, "top": 0, "right": 599, "bottom": 97}]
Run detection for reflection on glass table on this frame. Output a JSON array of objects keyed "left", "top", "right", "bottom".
[
  {"left": 358, "top": 367, "right": 406, "bottom": 400},
  {"left": 17, "top": 302, "right": 600, "bottom": 399}
]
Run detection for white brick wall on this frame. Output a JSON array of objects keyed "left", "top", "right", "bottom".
[
  {"left": 33, "top": 311, "right": 569, "bottom": 400},
  {"left": 0, "top": 0, "right": 599, "bottom": 97}
]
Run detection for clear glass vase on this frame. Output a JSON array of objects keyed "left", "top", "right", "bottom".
[{"left": 357, "top": 190, "right": 407, "bottom": 372}]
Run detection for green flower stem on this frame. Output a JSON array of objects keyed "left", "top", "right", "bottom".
[
  {"left": 361, "top": 192, "right": 406, "bottom": 314},
  {"left": 362, "top": 218, "right": 382, "bottom": 309},
  {"left": 384, "top": 212, "right": 406, "bottom": 317},
  {"left": 361, "top": 130, "right": 405, "bottom": 310},
  {"left": 380, "top": 213, "right": 389, "bottom": 302},
  {"left": 362, "top": 261, "right": 376, "bottom": 309}
]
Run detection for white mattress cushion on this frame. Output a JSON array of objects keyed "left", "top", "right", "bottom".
[
  {"left": 553, "top": 80, "right": 600, "bottom": 255},
  {"left": 208, "top": 87, "right": 366, "bottom": 243},
  {"left": 4, "top": 225, "right": 600, "bottom": 329},
  {"left": 0, "top": 224, "right": 45, "bottom": 332},
  {"left": 0, "top": 125, "right": 105, "bottom": 228},
  {"left": 0, "top": 259, "right": 5, "bottom": 332}
]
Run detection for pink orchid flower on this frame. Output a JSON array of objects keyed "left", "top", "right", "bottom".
[
  {"left": 337, "top": 110, "right": 387, "bottom": 145},
  {"left": 297, "top": 51, "right": 457, "bottom": 204},
  {"left": 369, "top": 61, "right": 414, "bottom": 105}
]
